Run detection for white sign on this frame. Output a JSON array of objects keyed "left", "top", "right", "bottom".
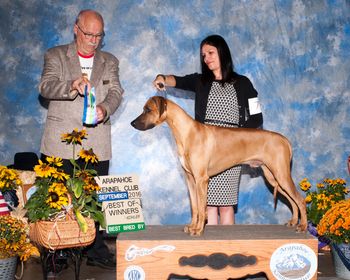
[
  {"left": 270, "top": 243, "right": 317, "bottom": 280},
  {"left": 95, "top": 174, "right": 145, "bottom": 233}
]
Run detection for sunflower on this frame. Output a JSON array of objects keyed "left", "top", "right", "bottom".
[
  {"left": 46, "top": 156, "right": 64, "bottom": 167},
  {"left": 79, "top": 148, "right": 99, "bottom": 163},
  {"left": 46, "top": 182, "right": 69, "bottom": 210},
  {"left": 34, "top": 160, "right": 57, "bottom": 178},
  {"left": 25, "top": 129, "right": 105, "bottom": 232},
  {"left": 75, "top": 170, "right": 90, "bottom": 179},
  {"left": 61, "top": 128, "right": 87, "bottom": 145},
  {"left": 51, "top": 169, "right": 70, "bottom": 181},
  {"left": 83, "top": 177, "right": 100, "bottom": 193}
]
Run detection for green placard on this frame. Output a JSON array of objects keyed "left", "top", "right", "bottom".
[{"left": 108, "top": 222, "right": 146, "bottom": 233}]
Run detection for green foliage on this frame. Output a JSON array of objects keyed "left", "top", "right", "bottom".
[{"left": 24, "top": 129, "right": 105, "bottom": 232}]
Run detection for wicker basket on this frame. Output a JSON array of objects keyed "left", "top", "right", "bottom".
[
  {"left": 29, "top": 215, "right": 96, "bottom": 250},
  {"left": 0, "top": 256, "right": 17, "bottom": 280}
]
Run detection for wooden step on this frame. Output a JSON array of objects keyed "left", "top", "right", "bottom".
[{"left": 116, "top": 225, "right": 318, "bottom": 280}]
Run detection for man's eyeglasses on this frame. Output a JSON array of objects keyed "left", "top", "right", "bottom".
[{"left": 77, "top": 25, "right": 104, "bottom": 40}]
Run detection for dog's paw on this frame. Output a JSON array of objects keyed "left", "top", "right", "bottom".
[
  {"left": 184, "top": 225, "right": 204, "bottom": 236},
  {"left": 190, "top": 226, "right": 204, "bottom": 236},
  {"left": 296, "top": 223, "right": 307, "bottom": 232},
  {"left": 189, "top": 230, "right": 203, "bottom": 236},
  {"left": 285, "top": 219, "right": 298, "bottom": 227}
]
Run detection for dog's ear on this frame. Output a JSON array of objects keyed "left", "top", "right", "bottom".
[
  {"left": 158, "top": 97, "right": 167, "bottom": 117},
  {"left": 152, "top": 96, "right": 167, "bottom": 117}
]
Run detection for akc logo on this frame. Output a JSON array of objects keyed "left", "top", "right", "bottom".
[
  {"left": 270, "top": 243, "right": 317, "bottom": 280},
  {"left": 124, "top": 265, "right": 145, "bottom": 280}
]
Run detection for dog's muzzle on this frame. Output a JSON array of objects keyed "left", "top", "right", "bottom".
[{"left": 130, "top": 116, "right": 155, "bottom": 131}]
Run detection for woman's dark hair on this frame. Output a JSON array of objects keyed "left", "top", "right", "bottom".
[{"left": 200, "top": 34, "right": 237, "bottom": 84}]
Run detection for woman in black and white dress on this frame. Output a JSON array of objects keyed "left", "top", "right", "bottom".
[{"left": 153, "top": 34, "right": 263, "bottom": 225}]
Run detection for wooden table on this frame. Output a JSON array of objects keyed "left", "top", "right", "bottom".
[{"left": 116, "top": 225, "right": 318, "bottom": 280}]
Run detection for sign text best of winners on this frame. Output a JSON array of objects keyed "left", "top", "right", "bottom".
[{"left": 95, "top": 174, "right": 145, "bottom": 234}]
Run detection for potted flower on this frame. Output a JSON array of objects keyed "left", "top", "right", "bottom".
[
  {"left": 0, "top": 166, "right": 39, "bottom": 279},
  {"left": 0, "top": 214, "right": 39, "bottom": 259},
  {"left": 317, "top": 199, "right": 350, "bottom": 278},
  {"left": 0, "top": 165, "right": 22, "bottom": 209},
  {"left": 0, "top": 214, "right": 39, "bottom": 279},
  {"left": 299, "top": 178, "right": 349, "bottom": 248},
  {"left": 24, "top": 129, "right": 105, "bottom": 250},
  {"left": 0, "top": 166, "right": 22, "bottom": 192}
]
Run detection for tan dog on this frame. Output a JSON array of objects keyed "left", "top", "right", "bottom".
[{"left": 131, "top": 96, "right": 307, "bottom": 236}]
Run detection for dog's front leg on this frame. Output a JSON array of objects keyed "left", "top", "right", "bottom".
[
  {"left": 183, "top": 172, "right": 198, "bottom": 234},
  {"left": 189, "top": 176, "right": 209, "bottom": 236}
]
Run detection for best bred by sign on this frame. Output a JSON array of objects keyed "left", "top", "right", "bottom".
[{"left": 95, "top": 174, "right": 145, "bottom": 234}]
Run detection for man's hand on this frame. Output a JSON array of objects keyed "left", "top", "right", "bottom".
[
  {"left": 71, "top": 75, "right": 92, "bottom": 96},
  {"left": 96, "top": 105, "right": 106, "bottom": 122}
]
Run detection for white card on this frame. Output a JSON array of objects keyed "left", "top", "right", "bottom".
[{"left": 248, "top": 97, "right": 262, "bottom": 115}]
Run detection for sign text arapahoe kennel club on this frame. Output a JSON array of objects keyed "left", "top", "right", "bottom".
[{"left": 95, "top": 174, "right": 145, "bottom": 234}]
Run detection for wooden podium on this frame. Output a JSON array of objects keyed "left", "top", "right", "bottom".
[{"left": 116, "top": 225, "right": 318, "bottom": 280}]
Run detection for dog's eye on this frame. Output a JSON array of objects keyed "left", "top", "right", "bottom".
[{"left": 144, "top": 107, "right": 151, "bottom": 113}]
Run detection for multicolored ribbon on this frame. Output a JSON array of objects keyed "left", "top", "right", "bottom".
[{"left": 82, "top": 86, "right": 97, "bottom": 126}]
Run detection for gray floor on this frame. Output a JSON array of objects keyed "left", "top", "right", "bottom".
[{"left": 16, "top": 240, "right": 343, "bottom": 280}]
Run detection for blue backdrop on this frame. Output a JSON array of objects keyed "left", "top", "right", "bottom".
[{"left": 1, "top": 0, "right": 349, "bottom": 226}]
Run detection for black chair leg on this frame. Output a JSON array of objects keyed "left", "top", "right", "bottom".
[
  {"left": 40, "top": 248, "right": 49, "bottom": 280},
  {"left": 70, "top": 248, "right": 83, "bottom": 280},
  {"left": 39, "top": 247, "right": 83, "bottom": 280}
]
